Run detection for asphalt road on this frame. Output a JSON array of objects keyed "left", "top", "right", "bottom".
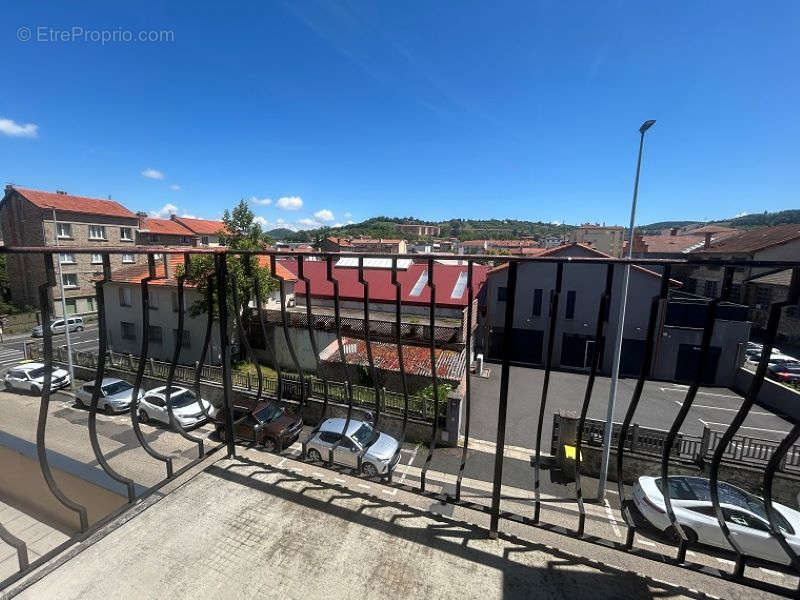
[{"left": 0, "top": 325, "right": 100, "bottom": 372}]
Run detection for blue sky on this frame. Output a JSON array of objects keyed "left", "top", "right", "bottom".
[{"left": 2, "top": 2, "right": 799, "bottom": 229}]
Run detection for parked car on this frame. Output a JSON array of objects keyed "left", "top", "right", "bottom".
[
  {"left": 633, "top": 475, "right": 800, "bottom": 565},
  {"left": 136, "top": 385, "right": 216, "bottom": 428},
  {"left": 305, "top": 418, "right": 401, "bottom": 477},
  {"left": 214, "top": 401, "right": 303, "bottom": 452},
  {"left": 3, "top": 362, "right": 70, "bottom": 393},
  {"left": 75, "top": 378, "right": 142, "bottom": 414},
  {"left": 32, "top": 317, "right": 84, "bottom": 337},
  {"left": 768, "top": 363, "right": 800, "bottom": 384}
]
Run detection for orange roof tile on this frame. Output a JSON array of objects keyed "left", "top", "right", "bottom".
[
  {"left": 139, "top": 218, "right": 195, "bottom": 236},
  {"left": 171, "top": 216, "right": 226, "bottom": 235},
  {"left": 9, "top": 187, "right": 135, "bottom": 218}
]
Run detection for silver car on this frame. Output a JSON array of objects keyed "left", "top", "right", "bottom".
[
  {"left": 305, "top": 418, "right": 401, "bottom": 477},
  {"left": 3, "top": 362, "right": 70, "bottom": 394},
  {"left": 75, "top": 378, "right": 141, "bottom": 414},
  {"left": 32, "top": 317, "right": 84, "bottom": 337}
]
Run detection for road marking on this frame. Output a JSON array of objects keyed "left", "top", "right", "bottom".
[
  {"left": 276, "top": 457, "right": 287, "bottom": 468},
  {"left": 334, "top": 478, "right": 346, "bottom": 483},
  {"left": 460, "top": 436, "right": 544, "bottom": 462},
  {"left": 603, "top": 498, "right": 622, "bottom": 538},
  {"left": 381, "top": 488, "right": 397, "bottom": 496},
  {"left": 357, "top": 483, "right": 370, "bottom": 490},
  {"left": 398, "top": 443, "right": 421, "bottom": 486},
  {"left": 701, "top": 421, "right": 789, "bottom": 435},
  {"left": 715, "top": 557, "right": 734, "bottom": 565},
  {"left": 672, "top": 400, "right": 772, "bottom": 416},
  {"left": 311, "top": 471, "right": 324, "bottom": 478},
  {"left": 660, "top": 387, "right": 741, "bottom": 399}
]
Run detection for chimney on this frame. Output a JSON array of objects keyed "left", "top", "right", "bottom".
[
  {"left": 56, "top": 190, "right": 67, "bottom": 195},
  {"left": 136, "top": 211, "right": 148, "bottom": 217},
  {"left": 670, "top": 227, "right": 678, "bottom": 236},
  {"left": 704, "top": 232, "right": 713, "bottom": 249},
  {"left": 170, "top": 214, "right": 178, "bottom": 221}
]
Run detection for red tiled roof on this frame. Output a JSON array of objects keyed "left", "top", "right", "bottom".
[
  {"left": 171, "top": 216, "right": 226, "bottom": 235},
  {"left": 697, "top": 224, "right": 800, "bottom": 254},
  {"left": 638, "top": 234, "right": 708, "bottom": 254},
  {"left": 280, "top": 259, "right": 488, "bottom": 308},
  {"left": 680, "top": 224, "right": 737, "bottom": 235},
  {"left": 326, "top": 237, "right": 352, "bottom": 247},
  {"left": 349, "top": 238, "right": 404, "bottom": 245},
  {"left": 319, "top": 337, "right": 465, "bottom": 381},
  {"left": 9, "top": 187, "right": 135, "bottom": 218},
  {"left": 139, "top": 218, "right": 194, "bottom": 236},
  {"left": 256, "top": 255, "right": 297, "bottom": 281}
]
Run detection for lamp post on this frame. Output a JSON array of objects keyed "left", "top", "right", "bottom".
[
  {"left": 51, "top": 207, "right": 76, "bottom": 392},
  {"left": 597, "top": 119, "right": 656, "bottom": 500}
]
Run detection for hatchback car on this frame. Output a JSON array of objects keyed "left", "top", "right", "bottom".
[
  {"left": 32, "top": 317, "right": 84, "bottom": 337},
  {"left": 214, "top": 401, "right": 303, "bottom": 452},
  {"left": 305, "top": 418, "right": 400, "bottom": 477},
  {"left": 75, "top": 378, "right": 142, "bottom": 414},
  {"left": 3, "top": 362, "right": 70, "bottom": 393},
  {"left": 137, "top": 385, "right": 216, "bottom": 428},
  {"left": 633, "top": 475, "right": 800, "bottom": 565}
]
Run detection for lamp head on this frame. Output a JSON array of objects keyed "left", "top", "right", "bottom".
[{"left": 639, "top": 120, "right": 656, "bottom": 134}]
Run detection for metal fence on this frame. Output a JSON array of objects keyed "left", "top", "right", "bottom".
[{"left": 1, "top": 246, "right": 799, "bottom": 596}]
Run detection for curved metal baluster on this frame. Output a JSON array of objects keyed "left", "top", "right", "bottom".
[
  {"left": 387, "top": 257, "right": 410, "bottom": 480},
  {"left": 235, "top": 257, "right": 263, "bottom": 408},
  {"left": 87, "top": 254, "right": 136, "bottom": 502},
  {"left": 617, "top": 264, "right": 671, "bottom": 547},
  {"left": 764, "top": 423, "right": 800, "bottom": 577},
  {"left": 574, "top": 264, "right": 614, "bottom": 537},
  {"left": 37, "top": 255, "right": 89, "bottom": 531},
  {"left": 215, "top": 254, "right": 237, "bottom": 458},
  {"left": 420, "top": 258, "right": 440, "bottom": 492},
  {"left": 298, "top": 256, "right": 329, "bottom": 419},
  {"left": 193, "top": 276, "right": 217, "bottom": 422},
  {"left": 455, "top": 261, "right": 474, "bottom": 501},
  {"left": 271, "top": 254, "right": 306, "bottom": 410},
  {"left": 325, "top": 255, "right": 356, "bottom": 467},
  {"left": 662, "top": 267, "right": 732, "bottom": 564},
  {"left": 0, "top": 522, "right": 28, "bottom": 572},
  {"left": 252, "top": 263, "right": 284, "bottom": 402},
  {"left": 356, "top": 256, "right": 383, "bottom": 472},
  {"left": 128, "top": 254, "right": 173, "bottom": 478},
  {"left": 533, "top": 262, "right": 563, "bottom": 523},
  {"left": 163, "top": 254, "right": 205, "bottom": 458},
  {"left": 709, "top": 267, "right": 799, "bottom": 578}
]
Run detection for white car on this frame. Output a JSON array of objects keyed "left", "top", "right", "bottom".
[
  {"left": 305, "top": 418, "right": 401, "bottom": 477},
  {"left": 75, "top": 378, "right": 142, "bottom": 414},
  {"left": 3, "top": 362, "right": 70, "bottom": 394},
  {"left": 137, "top": 385, "right": 216, "bottom": 429},
  {"left": 32, "top": 317, "right": 85, "bottom": 337},
  {"left": 633, "top": 476, "right": 800, "bottom": 565}
]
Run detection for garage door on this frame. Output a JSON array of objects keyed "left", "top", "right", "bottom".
[
  {"left": 488, "top": 328, "right": 543, "bottom": 365},
  {"left": 620, "top": 339, "right": 647, "bottom": 377},
  {"left": 675, "top": 344, "right": 721, "bottom": 385},
  {"left": 560, "top": 333, "right": 594, "bottom": 369}
]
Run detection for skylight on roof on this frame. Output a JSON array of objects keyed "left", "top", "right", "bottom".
[
  {"left": 409, "top": 270, "right": 429, "bottom": 296},
  {"left": 451, "top": 271, "right": 468, "bottom": 299},
  {"left": 335, "top": 257, "right": 412, "bottom": 269}
]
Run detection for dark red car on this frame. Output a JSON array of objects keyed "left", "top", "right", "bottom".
[
  {"left": 768, "top": 363, "right": 800, "bottom": 385},
  {"left": 215, "top": 401, "right": 303, "bottom": 452}
]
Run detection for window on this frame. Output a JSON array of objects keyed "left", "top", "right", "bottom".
[
  {"left": 86, "top": 297, "right": 95, "bottom": 312},
  {"left": 122, "top": 253, "right": 135, "bottom": 263},
  {"left": 565, "top": 290, "right": 576, "bottom": 320},
  {"left": 148, "top": 290, "right": 159, "bottom": 309},
  {"left": 62, "top": 273, "right": 78, "bottom": 288},
  {"left": 121, "top": 321, "right": 136, "bottom": 340},
  {"left": 147, "top": 325, "right": 163, "bottom": 344},
  {"left": 173, "top": 329, "right": 191, "bottom": 348},
  {"left": 65, "top": 299, "right": 77, "bottom": 314},
  {"left": 201, "top": 236, "right": 209, "bottom": 245},
  {"left": 146, "top": 395, "right": 165, "bottom": 408},
  {"left": 56, "top": 223, "right": 72, "bottom": 238},
  {"left": 120, "top": 227, "right": 133, "bottom": 241},
  {"left": 319, "top": 432, "right": 340, "bottom": 444},
  {"left": 59, "top": 253, "right": 76, "bottom": 264},
  {"left": 119, "top": 287, "right": 132, "bottom": 307},
  {"left": 532, "top": 289, "right": 543, "bottom": 317},
  {"left": 88, "top": 225, "right": 106, "bottom": 240},
  {"left": 704, "top": 280, "right": 718, "bottom": 298},
  {"left": 497, "top": 286, "right": 507, "bottom": 302},
  {"left": 91, "top": 253, "right": 103, "bottom": 264}
]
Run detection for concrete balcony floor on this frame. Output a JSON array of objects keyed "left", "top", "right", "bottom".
[{"left": 4, "top": 448, "right": 782, "bottom": 600}]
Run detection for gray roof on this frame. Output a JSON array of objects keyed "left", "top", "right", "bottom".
[{"left": 319, "top": 418, "right": 367, "bottom": 436}]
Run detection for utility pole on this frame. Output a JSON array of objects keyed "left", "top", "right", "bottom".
[
  {"left": 51, "top": 207, "right": 76, "bottom": 392},
  {"left": 597, "top": 119, "right": 656, "bottom": 499}
]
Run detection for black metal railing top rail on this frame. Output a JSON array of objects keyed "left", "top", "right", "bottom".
[{"left": 2, "top": 246, "right": 800, "bottom": 597}]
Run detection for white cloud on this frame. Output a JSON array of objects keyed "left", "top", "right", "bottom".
[
  {"left": 254, "top": 216, "right": 270, "bottom": 228},
  {"left": 550, "top": 220, "right": 562, "bottom": 226},
  {"left": 313, "top": 209, "right": 334, "bottom": 222},
  {"left": 347, "top": 220, "right": 355, "bottom": 225},
  {"left": 276, "top": 196, "right": 303, "bottom": 210},
  {"left": 149, "top": 203, "right": 179, "bottom": 218},
  {"left": 169, "top": 184, "right": 181, "bottom": 191},
  {"left": 734, "top": 211, "right": 749, "bottom": 217},
  {"left": 344, "top": 211, "right": 352, "bottom": 218},
  {"left": 332, "top": 223, "right": 344, "bottom": 228},
  {"left": 142, "top": 168, "right": 165, "bottom": 180},
  {"left": 276, "top": 217, "right": 286, "bottom": 225},
  {"left": 250, "top": 196, "right": 272, "bottom": 206},
  {"left": 296, "top": 217, "right": 317, "bottom": 228},
  {"left": 0, "top": 117, "right": 38, "bottom": 138}
]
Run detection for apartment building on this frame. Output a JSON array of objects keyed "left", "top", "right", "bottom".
[
  {"left": 395, "top": 223, "right": 441, "bottom": 237},
  {"left": 318, "top": 237, "right": 408, "bottom": 254},
  {"left": 136, "top": 217, "right": 196, "bottom": 246},
  {"left": 568, "top": 224, "right": 625, "bottom": 257},
  {"left": 0, "top": 186, "right": 140, "bottom": 316},
  {"left": 170, "top": 216, "right": 226, "bottom": 246}
]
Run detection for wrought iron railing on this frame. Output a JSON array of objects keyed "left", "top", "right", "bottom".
[{"left": 0, "top": 246, "right": 798, "bottom": 596}]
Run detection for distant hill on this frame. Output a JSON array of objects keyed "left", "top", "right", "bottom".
[
  {"left": 266, "top": 228, "right": 296, "bottom": 240},
  {"left": 713, "top": 209, "right": 800, "bottom": 229},
  {"left": 637, "top": 220, "right": 701, "bottom": 232}
]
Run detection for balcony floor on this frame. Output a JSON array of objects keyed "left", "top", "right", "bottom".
[{"left": 6, "top": 448, "right": 773, "bottom": 600}]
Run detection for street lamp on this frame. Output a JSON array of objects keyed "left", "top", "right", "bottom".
[{"left": 597, "top": 119, "right": 656, "bottom": 499}]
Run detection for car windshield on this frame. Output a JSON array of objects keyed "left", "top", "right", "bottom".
[
  {"left": 28, "top": 367, "right": 46, "bottom": 378},
  {"left": 656, "top": 477, "right": 794, "bottom": 534},
  {"left": 352, "top": 423, "right": 376, "bottom": 446},
  {"left": 103, "top": 381, "right": 133, "bottom": 395},
  {"left": 166, "top": 389, "right": 197, "bottom": 407},
  {"left": 255, "top": 404, "right": 284, "bottom": 423}
]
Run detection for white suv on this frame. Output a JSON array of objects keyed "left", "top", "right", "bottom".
[
  {"left": 32, "top": 317, "right": 85, "bottom": 337},
  {"left": 3, "top": 362, "right": 71, "bottom": 394}
]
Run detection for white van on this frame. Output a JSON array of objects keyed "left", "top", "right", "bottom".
[{"left": 32, "top": 317, "right": 85, "bottom": 337}]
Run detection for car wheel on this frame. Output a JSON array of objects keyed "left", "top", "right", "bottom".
[
  {"left": 262, "top": 438, "right": 277, "bottom": 453},
  {"left": 137, "top": 409, "right": 150, "bottom": 424},
  {"left": 665, "top": 525, "right": 697, "bottom": 545},
  {"left": 307, "top": 448, "right": 322, "bottom": 462},
  {"left": 75, "top": 396, "right": 85, "bottom": 408},
  {"left": 104, "top": 403, "right": 115, "bottom": 415},
  {"left": 216, "top": 426, "right": 227, "bottom": 441},
  {"left": 361, "top": 462, "right": 378, "bottom": 478},
  {"left": 30, "top": 385, "right": 41, "bottom": 395}
]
